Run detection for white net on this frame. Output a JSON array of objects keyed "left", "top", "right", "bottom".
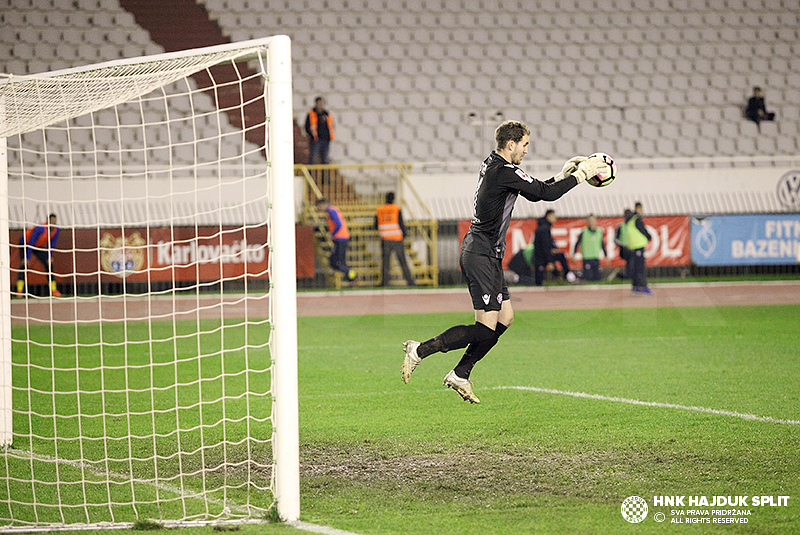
[{"left": 0, "top": 37, "right": 296, "bottom": 529}]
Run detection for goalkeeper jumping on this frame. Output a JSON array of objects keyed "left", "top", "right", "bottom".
[{"left": 400, "top": 120, "right": 606, "bottom": 403}]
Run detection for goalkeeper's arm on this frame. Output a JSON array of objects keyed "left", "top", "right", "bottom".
[
  {"left": 570, "top": 155, "right": 607, "bottom": 183},
  {"left": 553, "top": 156, "right": 587, "bottom": 182}
]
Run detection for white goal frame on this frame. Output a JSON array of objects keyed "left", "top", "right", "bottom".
[{"left": 0, "top": 36, "right": 299, "bottom": 526}]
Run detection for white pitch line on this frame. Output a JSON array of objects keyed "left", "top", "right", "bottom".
[
  {"left": 289, "top": 520, "right": 365, "bottom": 535},
  {"left": 493, "top": 386, "right": 800, "bottom": 425}
]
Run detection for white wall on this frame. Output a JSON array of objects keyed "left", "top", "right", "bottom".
[{"left": 405, "top": 158, "right": 800, "bottom": 220}]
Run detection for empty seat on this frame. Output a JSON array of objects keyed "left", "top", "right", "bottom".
[{"left": 694, "top": 138, "right": 715, "bottom": 157}]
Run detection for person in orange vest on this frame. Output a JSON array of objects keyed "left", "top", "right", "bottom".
[
  {"left": 316, "top": 198, "right": 356, "bottom": 283},
  {"left": 16, "top": 213, "right": 61, "bottom": 297},
  {"left": 304, "top": 96, "right": 335, "bottom": 165},
  {"left": 375, "top": 192, "right": 415, "bottom": 287}
]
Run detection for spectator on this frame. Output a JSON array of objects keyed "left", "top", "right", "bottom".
[
  {"left": 626, "top": 202, "right": 653, "bottom": 295},
  {"left": 375, "top": 192, "right": 415, "bottom": 287},
  {"left": 745, "top": 86, "right": 775, "bottom": 131},
  {"left": 507, "top": 241, "right": 535, "bottom": 285},
  {"left": 316, "top": 198, "right": 356, "bottom": 284},
  {"left": 16, "top": 213, "right": 61, "bottom": 297},
  {"left": 573, "top": 214, "right": 606, "bottom": 282},
  {"left": 533, "top": 209, "right": 576, "bottom": 285},
  {"left": 304, "top": 96, "right": 335, "bottom": 164}
]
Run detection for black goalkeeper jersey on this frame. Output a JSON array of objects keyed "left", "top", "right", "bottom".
[{"left": 461, "top": 151, "right": 579, "bottom": 259}]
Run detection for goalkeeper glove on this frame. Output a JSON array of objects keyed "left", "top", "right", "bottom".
[
  {"left": 554, "top": 156, "right": 587, "bottom": 181},
  {"left": 571, "top": 155, "right": 607, "bottom": 184}
]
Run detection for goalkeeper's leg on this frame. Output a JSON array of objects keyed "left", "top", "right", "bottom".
[
  {"left": 402, "top": 321, "right": 496, "bottom": 384},
  {"left": 454, "top": 322, "right": 508, "bottom": 379},
  {"left": 416, "top": 322, "right": 496, "bottom": 359}
]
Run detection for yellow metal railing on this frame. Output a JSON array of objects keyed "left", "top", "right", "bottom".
[{"left": 296, "top": 164, "right": 437, "bottom": 288}]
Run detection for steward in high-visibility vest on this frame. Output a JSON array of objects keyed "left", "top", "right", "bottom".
[
  {"left": 325, "top": 204, "right": 350, "bottom": 241},
  {"left": 315, "top": 198, "right": 355, "bottom": 283},
  {"left": 625, "top": 214, "right": 649, "bottom": 251},
  {"left": 306, "top": 108, "right": 335, "bottom": 141},
  {"left": 573, "top": 215, "right": 606, "bottom": 281},
  {"left": 626, "top": 203, "right": 653, "bottom": 294},
  {"left": 305, "top": 97, "right": 335, "bottom": 165},
  {"left": 376, "top": 203, "right": 404, "bottom": 241},
  {"left": 375, "top": 192, "right": 415, "bottom": 286}
]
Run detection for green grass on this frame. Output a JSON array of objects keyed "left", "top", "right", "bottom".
[
  {"left": 296, "top": 304, "right": 800, "bottom": 534},
  {"left": 3, "top": 318, "right": 273, "bottom": 526},
  {"left": 5, "top": 304, "right": 800, "bottom": 534}
]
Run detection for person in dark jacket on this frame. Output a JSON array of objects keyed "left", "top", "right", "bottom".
[
  {"left": 745, "top": 86, "right": 775, "bottom": 131},
  {"left": 533, "top": 210, "right": 575, "bottom": 286},
  {"left": 507, "top": 242, "right": 535, "bottom": 285},
  {"left": 304, "top": 96, "right": 335, "bottom": 164}
]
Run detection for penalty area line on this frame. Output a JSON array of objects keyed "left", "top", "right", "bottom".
[{"left": 493, "top": 386, "right": 800, "bottom": 425}]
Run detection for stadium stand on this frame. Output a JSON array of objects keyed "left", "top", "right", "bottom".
[{"left": 1, "top": 0, "right": 799, "bottom": 165}]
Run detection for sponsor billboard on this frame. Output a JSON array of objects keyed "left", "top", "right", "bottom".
[
  {"left": 691, "top": 214, "right": 800, "bottom": 266},
  {"left": 458, "top": 216, "right": 691, "bottom": 268},
  {"left": 11, "top": 225, "right": 316, "bottom": 287}
]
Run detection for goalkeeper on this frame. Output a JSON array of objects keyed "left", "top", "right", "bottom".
[
  {"left": 400, "top": 120, "right": 607, "bottom": 403},
  {"left": 16, "top": 214, "right": 61, "bottom": 297}
]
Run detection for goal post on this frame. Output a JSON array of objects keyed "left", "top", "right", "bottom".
[
  {"left": 0, "top": 36, "right": 299, "bottom": 528},
  {"left": 265, "top": 35, "right": 300, "bottom": 523}
]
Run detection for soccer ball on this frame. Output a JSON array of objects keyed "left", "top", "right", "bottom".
[{"left": 586, "top": 152, "right": 616, "bottom": 187}]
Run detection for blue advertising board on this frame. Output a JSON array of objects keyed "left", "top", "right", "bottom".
[{"left": 691, "top": 214, "right": 800, "bottom": 266}]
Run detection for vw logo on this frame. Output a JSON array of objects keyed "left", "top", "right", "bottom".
[{"left": 776, "top": 170, "right": 800, "bottom": 209}]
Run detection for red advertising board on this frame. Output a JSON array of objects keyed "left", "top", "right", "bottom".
[
  {"left": 458, "top": 216, "right": 691, "bottom": 268},
  {"left": 11, "top": 225, "right": 316, "bottom": 286}
]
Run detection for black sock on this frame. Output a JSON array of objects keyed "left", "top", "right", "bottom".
[
  {"left": 454, "top": 323, "right": 508, "bottom": 379},
  {"left": 417, "top": 322, "right": 495, "bottom": 359}
]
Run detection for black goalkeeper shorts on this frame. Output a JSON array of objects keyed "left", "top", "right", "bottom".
[{"left": 460, "top": 250, "right": 509, "bottom": 312}]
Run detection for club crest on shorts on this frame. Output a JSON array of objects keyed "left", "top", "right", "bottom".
[
  {"left": 497, "top": 293, "right": 503, "bottom": 304},
  {"left": 482, "top": 294, "right": 490, "bottom": 305}
]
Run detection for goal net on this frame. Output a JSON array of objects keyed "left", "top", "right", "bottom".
[{"left": 0, "top": 36, "right": 299, "bottom": 529}]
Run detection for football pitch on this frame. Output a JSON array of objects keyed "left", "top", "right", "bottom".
[
  {"left": 6, "top": 299, "right": 800, "bottom": 534},
  {"left": 292, "top": 302, "right": 800, "bottom": 534}
]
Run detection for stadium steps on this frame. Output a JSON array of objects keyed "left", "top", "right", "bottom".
[
  {"left": 116, "top": 0, "right": 306, "bottom": 163},
  {"left": 299, "top": 165, "right": 436, "bottom": 287}
]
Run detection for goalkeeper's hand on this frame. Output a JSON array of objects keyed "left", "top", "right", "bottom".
[
  {"left": 554, "top": 156, "right": 587, "bottom": 181},
  {"left": 572, "top": 154, "right": 607, "bottom": 184}
]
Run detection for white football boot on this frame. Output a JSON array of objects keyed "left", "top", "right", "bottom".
[
  {"left": 443, "top": 370, "right": 480, "bottom": 404},
  {"left": 401, "top": 340, "right": 421, "bottom": 384}
]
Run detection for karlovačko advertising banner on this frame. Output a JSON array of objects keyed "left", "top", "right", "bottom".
[
  {"left": 11, "top": 225, "right": 316, "bottom": 287},
  {"left": 691, "top": 214, "right": 800, "bottom": 266},
  {"left": 458, "top": 216, "right": 691, "bottom": 268}
]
